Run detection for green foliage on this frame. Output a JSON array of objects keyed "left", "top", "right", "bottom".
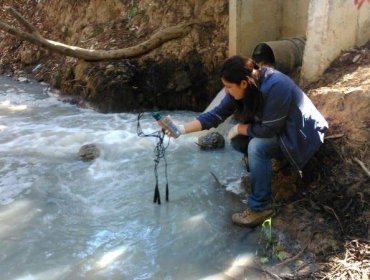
[
  {"left": 260, "top": 256, "right": 269, "bottom": 264},
  {"left": 261, "top": 218, "right": 272, "bottom": 243},
  {"left": 127, "top": 0, "right": 145, "bottom": 28},
  {"left": 258, "top": 217, "right": 290, "bottom": 265},
  {"left": 276, "top": 250, "right": 289, "bottom": 261}
]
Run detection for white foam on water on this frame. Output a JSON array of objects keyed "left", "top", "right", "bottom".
[
  {"left": 0, "top": 158, "right": 38, "bottom": 205},
  {"left": 14, "top": 265, "right": 72, "bottom": 280},
  {"left": 224, "top": 177, "right": 245, "bottom": 195},
  {"left": 0, "top": 199, "right": 41, "bottom": 238},
  {"left": 0, "top": 76, "right": 262, "bottom": 279},
  {"left": 94, "top": 245, "right": 128, "bottom": 270}
]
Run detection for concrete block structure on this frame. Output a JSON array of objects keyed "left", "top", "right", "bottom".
[{"left": 229, "top": 0, "right": 370, "bottom": 82}]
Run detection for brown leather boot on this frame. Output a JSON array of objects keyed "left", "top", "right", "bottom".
[{"left": 232, "top": 208, "right": 273, "bottom": 227}]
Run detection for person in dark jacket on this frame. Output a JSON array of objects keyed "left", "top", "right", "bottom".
[{"left": 172, "top": 55, "right": 328, "bottom": 227}]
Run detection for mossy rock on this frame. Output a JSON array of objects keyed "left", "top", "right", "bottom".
[
  {"left": 78, "top": 143, "right": 100, "bottom": 161},
  {"left": 197, "top": 131, "right": 225, "bottom": 150}
]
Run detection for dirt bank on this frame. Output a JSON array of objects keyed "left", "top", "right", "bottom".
[
  {"left": 269, "top": 42, "right": 369, "bottom": 279},
  {"left": 0, "top": 0, "right": 228, "bottom": 112}
]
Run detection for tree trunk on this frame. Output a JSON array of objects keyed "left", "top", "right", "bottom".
[{"left": 0, "top": 7, "right": 197, "bottom": 61}]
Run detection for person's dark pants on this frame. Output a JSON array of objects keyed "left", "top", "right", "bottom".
[{"left": 231, "top": 135, "right": 283, "bottom": 211}]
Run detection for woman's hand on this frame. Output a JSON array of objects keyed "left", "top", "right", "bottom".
[
  {"left": 163, "top": 124, "right": 185, "bottom": 138},
  {"left": 164, "top": 119, "right": 203, "bottom": 138},
  {"left": 227, "top": 123, "right": 249, "bottom": 141},
  {"left": 227, "top": 124, "right": 239, "bottom": 141}
]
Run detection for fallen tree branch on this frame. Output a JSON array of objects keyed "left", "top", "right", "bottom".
[
  {"left": 247, "top": 231, "right": 317, "bottom": 280},
  {"left": 251, "top": 261, "right": 282, "bottom": 280},
  {"left": 275, "top": 243, "right": 308, "bottom": 268},
  {"left": 353, "top": 157, "right": 370, "bottom": 178},
  {"left": 313, "top": 239, "right": 370, "bottom": 279},
  {"left": 6, "top": 6, "right": 39, "bottom": 34},
  {"left": 325, "top": 133, "right": 344, "bottom": 139},
  {"left": 322, "top": 204, "right": 345, "bottom": 234},
  {"left": 0, "top": 7, "right": 199, "bottom": 61}
]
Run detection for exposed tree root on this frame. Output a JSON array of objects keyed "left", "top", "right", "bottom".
[{"left": 0, "top": 7, "right": 201, "bottom": 61}]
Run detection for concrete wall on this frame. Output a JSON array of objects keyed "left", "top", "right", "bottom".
[
  {"left": 229, "top": 0, "right": 370, "bottom": 82},
  {"left": 302, "top": 0, "right": 370, "bottom": 82},
  {"left": 357, "top": 2, "right": 370, "bottom": 45},
  {"left": 229, "top": 0, "right": 282, "bottom": 57},
  {"left": 229, "top": 0, "right": 309, "bottom": 57},
  {"left": 281, "top": 0, "right": 310, "bottom": 38}
]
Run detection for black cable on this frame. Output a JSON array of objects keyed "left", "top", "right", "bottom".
[{"left": 137, "top": 112, "right": 170, "bottom": 204}]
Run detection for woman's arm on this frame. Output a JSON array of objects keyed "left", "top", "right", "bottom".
[
  {"left": 183, "top": 119, "right": 202, "bottom": 133},
  {"left": 196, "top": 94, "right": 236, "bottom": 130},
  {"left": 175, "top": 93, "right": 235, "bottom": 136}
]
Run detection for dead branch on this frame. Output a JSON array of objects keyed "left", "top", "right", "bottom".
[
  {"left": 251, "top": 261, "right": 283, "bottom": 280},
  {"left": 313, "top": 239, "right": 370, "bottom": 279},
  {"left": 325, "top": 133, "right": 344, "bottom": 139},
  {"left": 0, "top": 7, "right": 199, "bottom": 61},
  {"left": 275, "top": 242, "right": 308, "bottom": 268},
  {"left": 322, "top": 204, "right": 344, "bottom": 234},
  {"left": 353, "top": 157, "right": 370, "bottom": 178},
  {"left": 7, "top": 6, "right": 38, "bottom": 34}
]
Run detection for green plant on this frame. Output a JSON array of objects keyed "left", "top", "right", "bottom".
[
  {"left": 261, "top": 217, "right": 273, "bottom": 244},
  {"left": 126, "top": 1, "right": 145, "bottom": 28},
  {"left": 258, "top": 217, "right": 290, "bottom": 264}
]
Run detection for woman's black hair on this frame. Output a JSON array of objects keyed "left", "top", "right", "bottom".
[{"left": 219, "top": 55, "right": 264, "bottom": 123}]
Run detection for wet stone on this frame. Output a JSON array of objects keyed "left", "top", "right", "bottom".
[
  {"left": 197, "top": 131, "right": 225, "bottom": 150},
  {"left": 78, "top": 144, "right": 100, "bottom": 161}
]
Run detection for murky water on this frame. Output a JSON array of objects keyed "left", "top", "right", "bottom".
[{"left": 0, "top": 76, "right": 261, "bottom": 280}]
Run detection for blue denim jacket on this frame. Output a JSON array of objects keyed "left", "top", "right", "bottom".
[{"left": 197, "top": 67, "right": 328, "bottom": 174}]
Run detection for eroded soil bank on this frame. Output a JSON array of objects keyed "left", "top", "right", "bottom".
[
  {"left": 268, "top": 42, "right": 369, "bottom": 279},
  {"left": 0, "top": 0, "right": 228, "bottom": 112}
]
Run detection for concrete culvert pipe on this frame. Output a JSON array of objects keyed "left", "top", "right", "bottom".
[{"left": 252, "top": 37, "right": 306, "bottom": 74}]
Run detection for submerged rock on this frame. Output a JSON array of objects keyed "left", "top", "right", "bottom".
[
  {"left": 78, "top": 144, "right": 100, "bottom": 161},
  {"left": 197, "top": 131, "right": 225, "bottom": 150}
]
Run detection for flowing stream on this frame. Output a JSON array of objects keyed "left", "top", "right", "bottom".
[{"left": 0, "top": 76, "right": 262, "bottom": 280}]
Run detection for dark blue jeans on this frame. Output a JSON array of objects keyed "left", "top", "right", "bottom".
[{"left": 231, "top": 135, "right": 283, "bottom": 211}]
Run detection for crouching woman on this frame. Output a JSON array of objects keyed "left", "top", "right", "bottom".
[{"left": 173, "top": 55, "right": 328, "bottom": 227}]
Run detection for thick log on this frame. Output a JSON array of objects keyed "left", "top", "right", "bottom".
[{"left": 0, "top": 7, "right": 197, "bottom": 61}]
